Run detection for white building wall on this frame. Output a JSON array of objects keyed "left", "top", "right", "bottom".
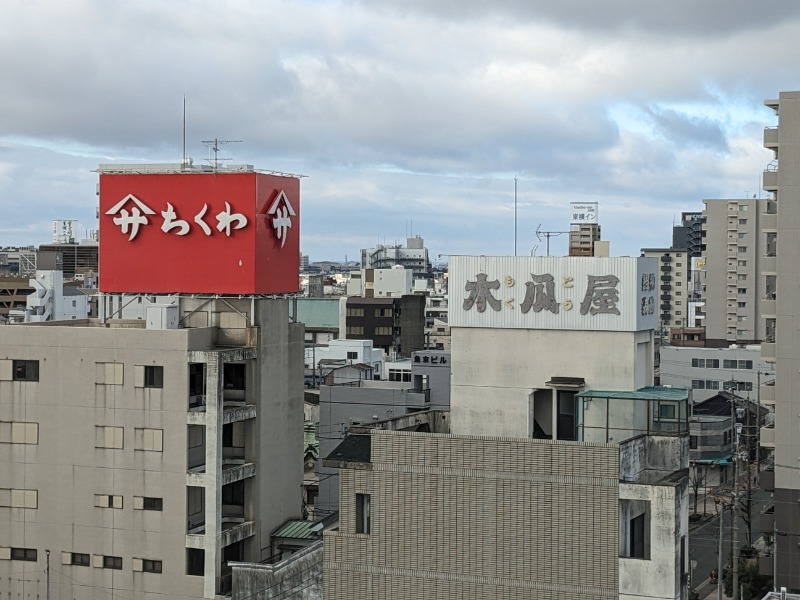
[
  {"left": 450, "top": 328, "right": 654, "bottom": 437},
  {"left": 660, "top": 345, "right": 775, "bottom": 402}
]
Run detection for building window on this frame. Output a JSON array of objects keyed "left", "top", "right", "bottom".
[
  {"left": 71, "top": 553, "right": 90, "bottom": 566},
  {"left": 737, "top": 288, "right": 747, "bottom": 294},
  {"left": 691, "top": 380, "right": 719, "bottom": 390},
  {"left": 0, "top": 489, "right": 38, "bottom": 508},
  {"left": 675, "top": 291, "right": 682, "bottom": 296},
  {"left": 689, "top": 436, "right": 698, "bottom": 450},
  {"left": 740, "top": 360, "right": 753, "bottom": 369},
  {"left": 691, "top": 358, "right": 719, "bottom": 369},
  {"left": 94, "top": 494, "right": 123, "bottom": 509},
  {"left": 346, "top": 308, "right": 364, "bottom": 317},
  {"left": 12, "top": 360, "right": 39, "bottom": 382},
  {"left": 103, "top": 555, "right": 122, "bottom": 570},
  {"left": 738, "top": 233, "right": 747, "bottom": 239},
  {"left": 737, "top": 274, "right": 747, "bottom": 281},
  {"left": 346, "top": 327, "right": 364, "bottom": 335},
  {"left": 11, "top": 548, "right": 37, "bottom": 562},
  {"left": 346, "top": 352, "right": 358, "bottom": 360},
  {"left": 186, "top": 549, "right": 204, "bottom": 576},
  {"left": 676, "top": 263, "right": 682, "bottom": 267},
  {"left": 375, "top": 308, "right": 392, "bottom": 317},
  {"left": 95, "top": 426, "right": 124, "bottom": 449},
  {"left": 136, "top": 496, "right": 163, "bottom": 511},
  {"left": 737, "top": 246, "right": 747, "bottom": 253},
  {"left": 355, "top": 493, "right": 370, "bottom": 534},
  {"left": 738, "top": 260, "right": 747, "bottom": 267},
  {"left": 135, "top": 558, "right": 163, "bottom": 573},
  {"left": 135, "top": 428, "right": 163, "bottom": 452},
  {"left": 388, "top": 369, "right": 411, "bottom": 382},
  {"left": 0, "top": 421, "right": 39, "bottom": 444},
  {"left": 739, "top": 219, "right": 748, "bottom": 224},
  {"left": 739, "top": 205, "right": 749, "bottom": 212},
  {"left": 97, "top": 362, "right": 124, "bottom": 385},
  {"left": 374, "top": 326, "right": 392, "bottom": 336},
  {"left": 657, "top": 403, "right": 677, "bottom": 420},
  {"left": 738, "top": 302, "right": 746, "bottom": 308},
  {"left": 144, "top": 366, "right": 163, "bottom": 388},
  {"left": 620, "top": 499, "right": 650, "bottom": 560}
]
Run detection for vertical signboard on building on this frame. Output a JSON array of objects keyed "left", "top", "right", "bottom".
[{"left": 99, "top": 170, "right": 300, "bottom": 294}]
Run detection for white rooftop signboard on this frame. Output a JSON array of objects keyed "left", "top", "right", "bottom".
[
  {"left": 569, "top": 202, "right": 598, "bottom": 224},
  {"left": 449, "top": 256, "right": 658, "bottom": 332}
]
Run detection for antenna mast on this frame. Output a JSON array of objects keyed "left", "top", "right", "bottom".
[{"left": 201, "top": 138, "right": 243, "bottom": 170}]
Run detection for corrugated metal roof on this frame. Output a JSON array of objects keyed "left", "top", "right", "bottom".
[
  {"left": 577, "top": 386, "right": 689, "bottom": 401},
  {"left": 271, "top": 519, "right": 317, "bottom": 540},
  {"left": 295, "top": 298, "right": 340, "bottom": 328}
]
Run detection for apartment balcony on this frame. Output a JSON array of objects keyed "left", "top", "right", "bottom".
[
  {"left": 762, "top": 340, "right": 776, "bottom": 362},
  {"left": 761, "top": 425, "right": 775, "bottom": 448},
  {"left": 759, "top": 555, "right": 774, "bottom": 578},
  {"left": 223, "top": 404, "right": 257, "bottom": 424},
  {"left": 762, "top": 255, "right": 777, "bottom": 274},
  {"left": 661, "top": 293, "right": 672, "bottom": 301},
  {"left": 660, "top": 255, "right": 672, "bottom": 263},
  {"left": 221, "top": 520, "right": 256, "bottom": 547},
  {"left": 761, "top": 380, "right": 775, "bottom": 405},
  {"left": 763, "top": 169, "right": 778, "bottom": 191},
  {"left": 762, "top": 212, "right": 778, "bottom": 232},
  {"left": 761, "top": 466, "right": 774, "bottom": 492},
  {"left": 661, "top": 275, "right": 672, "bottom": 282},
  {"left": 764, "top": 126, "right": 779, "bottom": 149},
  {"left": 762, "top": 298, "right": 776, "bottom": 318},
  {"left": 759, "top": 503, "right": 775, "bottom": 533},
  {"left": 221, "top": 462, "right": 256, "bottom": 486}
]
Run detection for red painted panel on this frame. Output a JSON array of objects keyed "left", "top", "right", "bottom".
[{"left": 99, "top": 172, "right": 300, "bottom": 294}]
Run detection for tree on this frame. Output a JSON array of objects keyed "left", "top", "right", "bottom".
[{"left": 690, "top": 464, "right": 706, "bottom": 515}]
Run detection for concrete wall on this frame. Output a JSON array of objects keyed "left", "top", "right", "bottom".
[
  {"left": 325, "top": 429, "right": 621, "bottom": 600},
  {"left": 232, "top": 542, "right": 322, "bottom": 600},
  {"left": 252, "top": 299, "right": 305, "bottom": 561},
  {"left": 450, "top": 328, "right": 653, "bottom": 437}
]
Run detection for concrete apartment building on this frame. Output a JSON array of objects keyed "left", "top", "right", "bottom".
[
  {"left": 323, "top": 256, "right": 690, "bottom": 600},
  {"left": 660, "top": 345, "right": 774, "bottom": 402},
  {"left": 758, "top": 91, "right": 800, "bottom": 590},
  {"left": 316, "top": 350, "right": 451, "bottom": 517},
  {"left": 0, "top": 298, "right": 303, "bottom": 599},
  {"left": 701, "top": 198, "right": 766, "bottom": 346},
  {"left": 361, "top": 236, "right": 431, "bottom": 280},
  {"left": 641, "top": 248, "right": 689, "bottom": 331}
]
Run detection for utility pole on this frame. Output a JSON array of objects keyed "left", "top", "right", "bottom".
[
  {"left": 718, "top": 506, "right": 724, "bottom": 600},
  {"left": 514, "top": 176, "right": 518, "bottom": 257},
  {"left": 731, "top": 382, "right": 740, "bottom": 600}
]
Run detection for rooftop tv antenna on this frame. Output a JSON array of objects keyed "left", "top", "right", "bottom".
[
  {"left": 202, "top": 138, "right": 243, "bottom": 170},
  {"left": 535, "top": 224, "right": 569, "bottom": 257}
]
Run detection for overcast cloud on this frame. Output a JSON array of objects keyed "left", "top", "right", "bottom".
[{"left": 0, "top": 0, "right": 795, "bottom": 261}]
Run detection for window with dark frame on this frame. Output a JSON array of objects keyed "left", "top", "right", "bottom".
[
  {"left": 103, "top": 555, "right": 122, "bottom": 570},
  {"left": 71, "top": 552, "right": 90, "bottom": 566},
  {"left": 143, "top": 497, "right": 163, "bottom": 511},
  {"left": 143, "top": 559, "right": 163, "bottom": 573},
  {"left": 144, "top": 366, "right": 163, "bottom": 388},
  {"left": 10, "top": 547, "right": 37, "bottom": 561},
  {"left": 12, "top": 360, "right": 39, "bottom": 382}
]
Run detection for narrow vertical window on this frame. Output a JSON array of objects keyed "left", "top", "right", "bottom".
[{"left": 355, "top": 493, "right": 370, "bottom": 534}]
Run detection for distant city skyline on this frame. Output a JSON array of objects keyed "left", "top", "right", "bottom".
[{"left": 2, "top": 1, "right": 797, "bottom": 261}]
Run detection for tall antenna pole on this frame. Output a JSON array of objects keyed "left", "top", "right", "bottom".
[
  {"left": 182, "top": 95, "right": 186, "bottom": 168},
  {"left": 514, "top": 176, "right": 518, "bottom": 256}
]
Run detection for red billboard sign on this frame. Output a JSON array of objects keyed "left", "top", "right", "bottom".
[{"left": 99, "top": 171, "right": 300, "bottom": 294}]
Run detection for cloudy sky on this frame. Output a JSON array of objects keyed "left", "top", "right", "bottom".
[{"left": 0, "top": 1, "right": 796, "bottom": 263}]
